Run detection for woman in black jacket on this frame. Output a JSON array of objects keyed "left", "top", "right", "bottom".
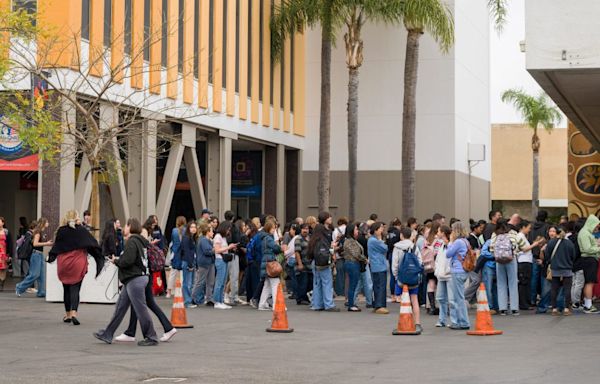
[
  {"left": 545, "top": 231, "right": 577, "bottom": 316},
  {"left": 101, "top": 219, "right": 118, "bottom": 258},
  {"left": 93, "top": 218, "right": 159, "bottom": 346}
]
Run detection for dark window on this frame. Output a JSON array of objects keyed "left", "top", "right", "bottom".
[
  {"left": 125, "top": 0, "right": 132, "bottom": 54},
  {"left": 235, "top": 0, "right": 240, "bottom": 93},
  {"left": 194, "top": 0, "right": 199, "bottom": 77},
  {"left": 82, "top": 0, "right": 90, "bottom": 40},
  {"left": 13, "top": 0, "right": 36, "bottom": 26},
  {"left": 222, "top": 0, "right": 227, "bottom": 87},
  {"left": 208, "top": 0, "right": 213, "bottom": 83},
  {"left": 178, "top": 0, "right": 184, "bottom": 72},
  {"left": 161, "top": 0, "right": 167, "bottom": 67},
  {"left": 144, "top": 0, "right": 150, "bottom": 61},
  {"left": 103, "top": 0, "right": 112, "bottom": 47}
]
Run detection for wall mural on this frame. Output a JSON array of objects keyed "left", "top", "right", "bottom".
[{"left": 568, "top": 121, "right": 600, "bottom": 218}]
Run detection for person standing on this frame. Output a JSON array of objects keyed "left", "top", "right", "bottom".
[
  {"left": 445, "top": 222, "right": 470, "bottom": 330},
  {"left": 16, "top": 218, "right": 52, "bottom": 298},
  {"left": 180, "top": 222, "right": 198, "bottom": 308},
  {"left": 434, "top": 225, "right": 452, "bottom": 327},
  {"left": 258, "top": 220, "right": 283, "bottom": 310},
  {"left": 193, "top": 222, "right": 216, "bottom": 306},
  {"left": 93, "top": 218, "right": 159, "bottom": 346},
  {"left": 354, "top": 222, "right": 374, "bottom": 309},
  {"left": 166, "top": 216, "right": 186, "bottom": 298},
  {"left": 545, "top": 231, "right": 576, "bottom": 316},
  {"left": 483, "top": 210, "right": 502, "bottom": 241},
  {"left": 213, "top": 221, "right": 237, "bottom": 309},
  {"left": 307, "top": 223, "right": 339, "bottom": 312},
  {"left": 343, "top": 223, "right": 367, "bottom": 312},
  {"left": 392, "top": 227, "right": 423, "bottom": 332},
  {"left": 101, "top": 220, "right": 118, "bottom": 259},
  {"left": 223, "top": 210, "right": 243, "bottom": 306},
  {"left": 332, "top": 217, "right": 348, "bottom": 298},
  {"left": 49, "top": 210, "right": 103, "bottom": 325},
  {"left": 528, "top": 210, "right": 551, "bottom": 307},
  {"left": 0, "top": 217, "right": 13, "bottom": 291},
  {"left": 386, "top": 218, "right": 402, "bottom": 303},
  {"left": 463, "top": 220, "right": 485, "bottom": 304},
  {"left": 577, "top": 214, "right": 600, "bottom": 313},
  {"left": 293, "top": 224, "right": 311, "bottom": 305},
  {"left": 516, "top": 220, "right": 536, "bottom": 310},
  {"left": 368, "top": 222, "right": 389, "bottom": 314}
]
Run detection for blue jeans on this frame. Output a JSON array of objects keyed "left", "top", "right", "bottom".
[
  {"left": 371, "top": 270, "right": 387, "bottom": 309},
  {"left": 449, "top": 272, "right": 470, "bottom": 328},
  {"left": 181, "top": 261, "right": 194, "bottom": 307},
  {"left": 286, "top": 264, "right": 297, "bottom": 296},
  {"left": 295, "top": 270, "right": 311, "bottom": 302},
  {"left": 530, "top": 262, "right": 541, "bottom": 305},
  {"left": 213, "top": 258, "right": 228, "bottom": 304},
  {"left": 497, "top": 258, "right": 519, "bottom": 311},
  {"left": 482, "top": 265, "right": 498, "bottom": 311},
  {"left": 312, "top": 266, "right": 335, "bottom": 310},
  {"left": 335, "top": 259, "right": 345, "bottom": 296},
  {"left": 537, "top": 277, "right": 564, "bottom": 312},
  {"left": 344, "top": 261, "right": 360, "bottom": 307},
  {"left": 436, "top": 279, "right": 452, "bottom": 326},
  {"left": 354, "top": 264, "right": 373, "bottom": 306},
  {"left": 16, "top": 250, "right": 46, "bottom": 297}
]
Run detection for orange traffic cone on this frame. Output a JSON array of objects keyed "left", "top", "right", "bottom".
[
  {"left": 467, "top": 283, "right": 502, "bottom": 336},
  {"left": 170, "top": 274, "right": 193, "bottom": 329},
  {"left": 392, "top": 285, "right": 421, "bottom": 335},
  {"left": 266, "top": 282, "right": 293, "bottom": 333}
]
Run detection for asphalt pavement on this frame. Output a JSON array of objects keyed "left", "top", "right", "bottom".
[{"left": 1, "top": 283, "right": 598, "bottom": 384}]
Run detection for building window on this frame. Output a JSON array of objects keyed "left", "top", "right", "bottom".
[
  {"left": 12, "top": 0, "right": 36, "bottom": 25},
  {"left": 143, "top": 0, "right": 150, "bottom": 61},
  {"left": 82, "top": 0, "right": 90, "bottom": 41},
  {"left": 178, "top": 0, "right": 184, "bottom": 73},
  {"left": 103, "top": 0, "right": 112, "bottom": 48},
  {"left": 161, "top": 0, "right": 167, "bottom": 67},
  {"left": 125, "top": 0, "right": 132, "bottom": 55}
]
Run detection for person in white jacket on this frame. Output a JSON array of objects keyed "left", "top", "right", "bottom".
[{"left": 392, "top": 227, "right": 423, "bottom": 334}]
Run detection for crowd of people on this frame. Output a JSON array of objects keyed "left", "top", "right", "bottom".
[{"left": 7, "top": 206, "right": 600, "bottom": 345}]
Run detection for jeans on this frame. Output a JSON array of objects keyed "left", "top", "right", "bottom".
[
  {"left": 537, "top": 277, "right": 564, "bottom": 312},
  {"left": 436, "top": 279, "right": 452, "bottom": 326},
  {"left": 530, "top": 262, "right": 542, "bottom": 305},
  {"left": 125, "top": 276, "right": 173, "bottom": 337},
  {"left": 464, "top": 271, "right": 481, "bottom": 304},
  {"left": 371, "top": 270, "right": 387, "bottom": 309},
  {"left": 99, "top": 276, "right": 157, "bottom": 342},
  {"left": 259, "top": 277, "right": 280, "bottom": 309},
  {"left": 213, "top": 258, "right": 228, "bottom": 304},
  {"left": 227, "top": 255, "right": 240, "bottom": 302},
  {"left": 497, "top": 258, "right": 519, "bottom": 311},
  {"left": 246, "top": 261, "right": 260, "bottom": 302},
  {"left": 335, "top": 259, "right": 345, "bottom": 296},
  {"left": 551, "top": 276, "right": 572, "bottom": 309},
  {"left": 181, "top": 261, "right": 194, "bottom": 307},
  {"left": 344, "top": 261, "right": 360, "bottom": 307},
  {"left": 312, "top": 265, "right": 335, "bottom": 310},
  {"left": 286, "top": 264, "right": 297, "bottom": 297},
  {"left": 571, "top": 270, "right": 584, "bottom": 305},
  {"left": 295, "top": 270, "right": 311, "bottom": 303},
  {"left": 518, "top": 262, "right": 532, "bottom": 309},
  {"left": 449, "top": 272, "right": 470, "bottom": 328},
  {"left": 192, "top": 264, "right": 215, "bottom": 304},
  {"left": 354, "top": 264, "right": 373, "bottom": 306},
  {"left": 482, "top": 266, "right": 498, "bottom": 311},
  {"left": 16, "top": 250, "right": 46, "bottom": 297}
]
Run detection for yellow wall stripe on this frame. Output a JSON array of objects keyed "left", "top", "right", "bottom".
[
  {"left": 88, "top": 0, "right": 104, "bottom": 77},
  {"left": 212, "top": 0, "right": 223, "bottom": 112},
  {"left": 250, "top": 0, "right": 260, "bottom": 123},
  {"left": 261, "top": 0, "right": 271, "bottom": 127},
  {"left": 198, "top": 0, "right": 209, "bottom": 108},
  {"left": 149, "top": 0, "right": 162, "bottom": 94},
  {"left": 37, "top": 0, "right": 82, "bottom": 69},
  {"left": 130, "top": 0, "right": 144, "bottom": 89},
  {"left": 166, "top": 0, "right": 178, "bottom": 99},
  {"left": 293, "top": 32, "right": 305, "bottom": 136},
  {"left": 237, "top": 0, "right": 248, "bottom": 120},
  {"left": 183, "top": 0, "right": 194, "bottom": 104},
  {"left": 283, "top": 37, "right": 291, "bottom": 132},
  {"left": 225, "top": 0, "right": 236, "bottom": 116},
  {"left": 111, "top": 0, "right": 124, "bottom": 83},
  {"left": 271, "top": 0, "right": 281, "bottom": 129}
]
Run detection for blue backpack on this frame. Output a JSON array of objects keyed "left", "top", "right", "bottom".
[{"left": 398, "top": 247, "right": 423, "bottom": 287}]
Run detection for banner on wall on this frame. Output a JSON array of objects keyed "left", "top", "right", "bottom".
[{"left": 0, "top": 114, "right": 38, "bottom": 171}]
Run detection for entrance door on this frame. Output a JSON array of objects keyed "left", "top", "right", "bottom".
[{"left": 232, "top": 197, "right": 249, "bottom": 220}]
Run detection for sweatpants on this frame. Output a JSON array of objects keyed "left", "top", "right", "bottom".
[
  {"left": 192, "top": 264, "right": 215, "bottom": 304},
  {"left": 124, "top": 276, "right": 173, "bottom": 337},
  {"left": 571, "top": 270, "right": 584, "bottom": 305}
]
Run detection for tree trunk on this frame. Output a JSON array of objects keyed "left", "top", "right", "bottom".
[
  {"left": 41, "top": 159, "right": 61, "bottom": 236},
  {"left": 532, "top": 143, "right": 540, "bottom": 219},
  {"left": 91, "top": 169, "right": 101, "bottom": 240},
  {"left": 347, "top": 67, "right": 359, "bottom": 221},
  {"left": 317, "top": 30, "right": 332, "bottom": 213},
  {"left": 402, "top": 30, "right": 420, "bottom": 220}
]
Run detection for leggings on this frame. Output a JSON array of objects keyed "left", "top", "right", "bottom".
[
  {"left": 551, "top": 276, "right": 572, "bottom": 309},
  {"left": 63, "top": 281, "right": 82, "bottom": 312},
  {"left": 124, "top": 277, "right": 173, "bottom": 337}
]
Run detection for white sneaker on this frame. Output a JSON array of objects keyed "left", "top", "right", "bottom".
[
  {"left": 258, "top": 306, "right": 272, "bottom": 311},
  {"left": 235, "top": 298, "right": 248, "bottom": 306},
  {"left": 214, "top": 302, "right": 232, "bottom": 309},
  {"left": 160, "top": 328, "right": 177, "bottom": 342},
  {"left": 115, "top": 334, "right": 136, "bottom": 342},
  {"left": 26, "top": 288, "right": 38, "bottom": 294},
  {"left": 224, "top": 293, "right": 230, "bottom": 303}
]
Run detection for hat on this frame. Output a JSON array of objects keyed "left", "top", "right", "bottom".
[{"left": 201, "top": 208, "right": 212, "bottom": 215}]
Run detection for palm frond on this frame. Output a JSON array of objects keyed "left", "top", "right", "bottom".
[
  {"left": 402, "top": 0, "right": 454, "bottom": 52},
  {"left": 488, "top": 0, "right": 508, "bottom": 32},
  {"left": 502, "top": 88, "right": 562, "bottom": 133}
]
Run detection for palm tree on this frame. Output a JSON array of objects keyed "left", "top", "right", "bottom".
[
  {"left": 400, "top": 0, "right": 454, "bottom": 220},
  {"left": 501, "top": 89, "right": 562, "bottom": 218},
  {"left": 271, "top": 0, "right": 344, "bottom": 213}
]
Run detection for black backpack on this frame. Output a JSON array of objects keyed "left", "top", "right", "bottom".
[
  {"left": 314, "top": 239, "right": 332, "bottom": 267},
  {"left": 17, "top": 231, "right": 33, "bottom": 260}
]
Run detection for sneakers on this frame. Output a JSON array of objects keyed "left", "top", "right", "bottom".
[
  {"left": 258, "top": 306, "right": 272, "bottom": 311},
  {"left": 214, "top": 302, "right": 232, "bottom": 309},
  {"left": 415, "top": 324, "right": 423, "bottom": 334},
  {"left": 375, "top": 308, "right": 390, "bottom": 315},
  {"left": 435, "top": 322, "right": 446, "bottom": 327},
  {"left": 15, "top": 289, "right": 21, "bottom": 297},
  {"left": 235, "top": 298, "right": 248, "bottom": 306},
  {"left": 583, "top": 305, "right": 598, "bottom": 314},
  {"left": 26, "top": 288, "right": 37, "bottom": 294},
  {"left": 249, "top": 299, "right": 258, "bottom": 309},
  {"left": 205, "top": 301, "right": 215, "bottom": 307},
  {"left": 489, "top": 309, "right": 498, "bottom": 315},
  {"left": 551, "top": 309, "right": 560, "bottom": 316},
  {"left": 512, "top": 310, "right": 520, "bottom": 316},
  {"left": 93, "top": 331, "right": 112, "bottom": 344},
  {"left": 324, "top": 307, "right": 341, "bottom": 312},
  {"left": 186, "top": 304, "right": 198, "bottom": 309},
  {"left": 499, "top": 310, "right": 507, "bottom": 316},
  {"left": 160, "top": 328, "right": 177, "bottom": 342},
  {"left": 115, "top": 334, "right": 136, "bottom": 342},
  {"left": 137, "top": 338, "right": 159, "bottom": 346},
  {"left": 563, "top": 308, "right": 572, "bottom": 316},
  {"left": 571, "top": 302, "right": 581, "bottom": 310}
]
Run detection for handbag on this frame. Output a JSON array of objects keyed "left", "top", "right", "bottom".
[
  {"left": 546, "top": 239, "right": 562, "bottom": 281},
  {"left": 434, "top": 245, "right": 451, "bottom": 280},
  {"left": 222, "top": 253, "right": 234, "bottom": 263},
  {"left": 266, "top": 260, "right": 283, "bottom": 277}
]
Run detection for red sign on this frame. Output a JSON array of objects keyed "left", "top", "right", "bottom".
[{"left": 0, "top": 115, "right": 39, "bottom": 171}]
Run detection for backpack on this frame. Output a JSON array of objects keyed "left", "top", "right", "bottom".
[
  {"left": 494, "top": 234, "right": 514, "bottom": 264},
  {"left": 16, "top": 231, "right": 33, "bottom": 260},
  {"left": 460, "top": 239, "right": 477, "bottom": 272},
  {"left": 398, "top": 247, "right": 423, "bottom": 287},
  {"left": 314, "top": 239, "right": 332, "bottom": 267},
  {"left": 252, "top": 234, "right": 264, "bottom": 263},
  {"left": 421, "top": 244, "right": 436, "bottom": 274},
  {"left": 147, "top": 244, "right": 166, "bottom": 272}
]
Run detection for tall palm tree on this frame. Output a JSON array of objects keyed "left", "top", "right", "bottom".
[
  {"left": 400, "top": 0, "right": 453, "bottom": 220},
  {"left": 271, "top": 0, "right": 344, "bottom": 213},
  {"left": 501, "top": 89, "right": 562, "bottom": 218}
]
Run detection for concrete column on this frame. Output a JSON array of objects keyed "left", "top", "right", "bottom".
[
  {"left": 206, "top": 134, "right": 221, "bottom": 215},
  {"left": 127, "top": 129, "right": 143, "bottom": 220},
  {"left": 141, "top": 120, "right": 157, "bottom": 220},
  {"left": 155, "top": 141, "right": 184, "bottom": 229},
  {"left": 73, "top": 155, "right": 92, "bottom": 214},
  {"left": 184, "top": 146, "right": 207, "bottom": 218},
  {"left": 219, "top": 136, "right": 232, "bottom": 219},
  {"left": 276, "top": 144, "right": 285, "bottom": 222}
]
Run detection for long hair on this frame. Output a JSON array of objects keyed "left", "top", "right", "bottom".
[
  {"left": 185, "top": 221, "right": 198, "bottom": 241},
  {"left": 34, "top": 217, "right": 48, "bottom": 236},
  {"left": 101, "top": 219, "right": 116, "bottom": 245},
  {"left": 308, "top": 224, "right": 328, "bottom": 256},
  {"left": 175, "top": 216, "right": 187, "bottom": 236},
  {"left": 451, "top": 221, "right": 468, "bottom": 239}
]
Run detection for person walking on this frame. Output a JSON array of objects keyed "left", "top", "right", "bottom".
[
  {"left": 577, "top": 214, "right": 600, "bottom": 313},
  {"left": 258, "top": 220, "right": 283, "bottom": 310},
  {"left": 343, "top": 223, "right": 367, "bottom": 312},
  {"left": 48, "top": 210, "right": 103, "bottom": 325},
  {"left": 545, "top": 231, "right": 576, "bottom": 316},
  {"left": 180, "top": 221, "right": 198, "bottom": 308},
  {"left": 0, "top": 217, "right": 13, "bottom": 291},
  {"left": 192, "top": 221, "right": 216, "bottom": 306},
  {"left": 368, "top": 222, "right": 389, "bottom": 314},
  {"left": 445, "top": 222, "right": 471, "bottom": 330},
  {"left": 93, "top": 218, "right": 159, "bottom": 346},
  {"left": 16, "top": 218, "right": 52, "bottom": 298},
  {"left": 213, "top": 221, "right": 237, "bottom": 309}
]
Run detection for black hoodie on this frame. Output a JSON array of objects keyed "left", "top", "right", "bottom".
[
  {"left": 528, "top": 221, "right": 550, "bottom": 260},
  {"left": 116, "top": 234, "right": 150, "bottom": 284}
]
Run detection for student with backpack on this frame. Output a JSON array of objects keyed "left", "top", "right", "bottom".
[
  {"left": 392, "top": 227, "right": 424, "bottom": 333},
  {"left": 307, "top": 224, "right": 340, "bottom": 312},
  {"left": 445, "top": 222, "right": 471, "bottom": 330}
]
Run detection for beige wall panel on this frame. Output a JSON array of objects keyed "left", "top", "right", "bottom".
[
  {"left": 88, "top": 0, "right": 104, "bottom": 77},
  {"left": 283, "top": 37, "right": 291, "bottom": 132},
  {"left": 225, "top": 0, "right": 236, "bottom": 116},
  {"left": 198, "top": 0, "right": 209, "bottom": 108},
  {"left": 293, "top": 32, "right": 306, "bottom": 136},
  {"left": 250, "top": 0, "right": 260, "bottom": 123},
  {"left": 183, "top": 0, "right": 194, "bottom": 104},
  {"left": 261, "top": 0, "right": 271, "bottom": 127},
  {"left": 237, "top": 0, "right": 249, "bottom": 119},
  {"left": 166, "top": 0, "right": 179, "bottom": 99},
  {"left": 212, "top": 0, "right": 223, "bottom": 112}
]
